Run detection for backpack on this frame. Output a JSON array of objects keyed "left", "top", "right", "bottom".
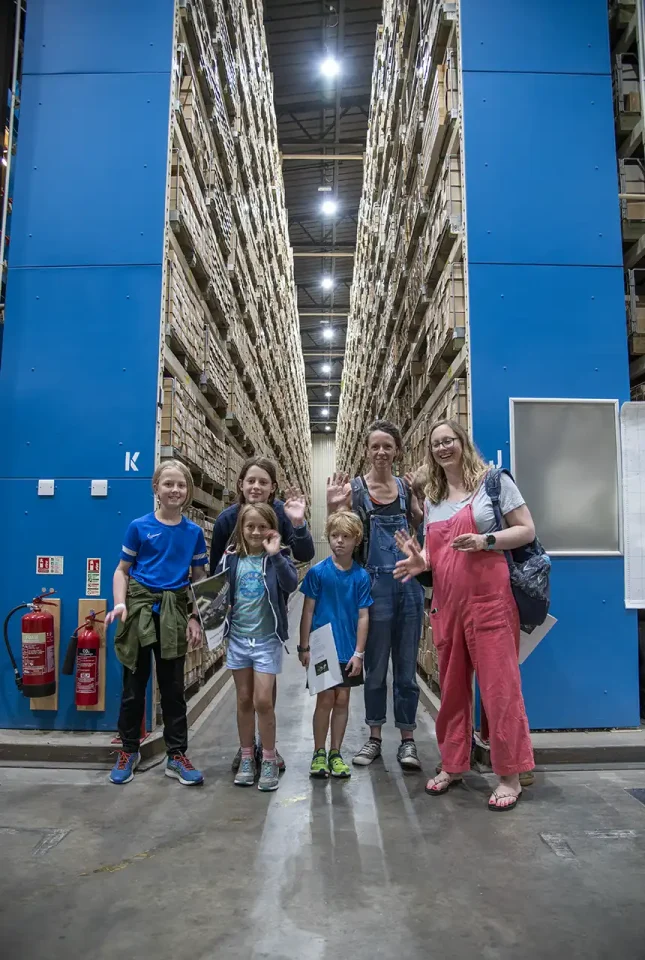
[{"left": 484, "top": 468, "right": 551, "bottom": 633}]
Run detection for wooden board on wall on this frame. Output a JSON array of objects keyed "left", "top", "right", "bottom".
[
  {"left": 76, "top": 599, "right": 107, "bottom": 712},
  {"left": 30, "top": 598, "right": 61, "bottom": 712}
]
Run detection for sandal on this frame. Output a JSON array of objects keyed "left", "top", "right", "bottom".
[
  {"left": 425, "top": 773, "right": 462, "bottom": 797},
  {"left": 488, "top": 788, "right": 522, "bottom": 812}
]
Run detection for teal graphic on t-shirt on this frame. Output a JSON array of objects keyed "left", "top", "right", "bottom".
[{"left": 230, "top": 555, "right": 275, "bottom": 639}]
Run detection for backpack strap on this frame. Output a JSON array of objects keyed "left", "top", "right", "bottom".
[
  {"left": 484, "top": 467, "right": 504, "bottom": 533},
  {"left": 394, "top": 476, "right": 408, "bottom": 514},
  {"left": 350, "top": 476, "right": 373, "bottom": 515}
]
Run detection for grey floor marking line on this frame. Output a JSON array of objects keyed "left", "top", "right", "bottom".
[
  {"left": 584, "top": 830, "right": 638, "bottom": 839},
  {"left": 540, "top": 833, "right": 577, "bottom": 859},
  {"left": 32, "top": 829, "right": 71, "bottom": 857}
]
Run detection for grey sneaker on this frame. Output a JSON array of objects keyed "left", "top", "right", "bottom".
[
  {"left": 397, "top": 740, "right": 421, "bottom": 770},
  {"left": 258, "top": 758, "right": 280, "bottom": 792},
  {"left": 232, "top": 747, "right": 242, "bottom": 772},
  {"left": 352, "top": 738, "right": 382, "bottom": 766},
  {"left": 234, "top": 756, "right": 256, "bottom": 786}
]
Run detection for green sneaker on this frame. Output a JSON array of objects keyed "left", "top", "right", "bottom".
[
  {"left": 328, "top": 751, "right": 351, "bottom": 779},
  {"left": 310, "top": 748, "right": 330, "bottom": 779}
]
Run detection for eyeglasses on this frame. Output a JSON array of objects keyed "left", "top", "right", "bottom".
[{"left": 431, "top": 437, "right": 458, "bottom": 451}]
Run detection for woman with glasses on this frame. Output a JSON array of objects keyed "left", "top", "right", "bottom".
[
  {"left": 326, "top": 420, "right": 425, "bottom": 771},
  {"left": 394, "top": 419, "right": 535, "bottom": 811}
]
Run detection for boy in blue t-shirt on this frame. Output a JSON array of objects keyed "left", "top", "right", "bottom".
[{"left": 298, "top": 511, "right": 372, "bottom": 779}]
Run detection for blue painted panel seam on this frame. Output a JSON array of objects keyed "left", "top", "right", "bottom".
[
  {"left": 8, "top": 263, "right": 164, "bottom": 270},
  {"left": 469, "top": 262, "right": 623, "bottom": 269},
  {"left": 463, "top": 70, "right": 609, "bottom": 77},
  {"left": 22, "top": 71, "right": 171, "bottom": 77}
]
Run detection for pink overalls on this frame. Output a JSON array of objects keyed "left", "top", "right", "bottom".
[{"left": 427, "top": 502, "right": 534, "bottom": 776}]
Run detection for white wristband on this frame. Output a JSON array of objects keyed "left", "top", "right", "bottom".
[
  {"left": 113, "top": 603, "right": 126, "bottom": 613},
  {"left": 353, "top": 650, "right": 365, "bottom": 659}
]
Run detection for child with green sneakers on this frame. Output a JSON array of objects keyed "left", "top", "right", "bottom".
[{"left": 298, "top": 511, "right": 372, "bottom": 778}]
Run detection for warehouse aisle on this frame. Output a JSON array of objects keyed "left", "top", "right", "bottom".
[{"left": 1, "top": 594, "right": 645, "bottom": 959}]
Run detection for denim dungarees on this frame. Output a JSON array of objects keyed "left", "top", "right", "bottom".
[{"left": 355, "top": 477, "right": 424, "bottom": 730}]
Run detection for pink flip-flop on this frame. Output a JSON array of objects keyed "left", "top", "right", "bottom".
[
  {"left": 488, "top": 789, "right": 522, "bottom": 812},
  {"left": 425, "top": 775, "right": 463, "bottom": 797}
]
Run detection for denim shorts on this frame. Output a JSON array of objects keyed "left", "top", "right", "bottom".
[{"left": 226, "top": 634, "right": 283, "bottom": 675}]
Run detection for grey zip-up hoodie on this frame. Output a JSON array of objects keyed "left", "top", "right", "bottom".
[{"left": 215, "top": 548, "right": 297, "bottom": 643}]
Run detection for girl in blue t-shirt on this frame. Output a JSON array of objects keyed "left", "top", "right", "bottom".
[
  {"left": 298, "top": 511, "right": 373, "bottom": 779},
  {"left": 215, "top": 503, "right": 298, "bottom": 793},
  {"left": 104, "top": 460, "right": 208, "bottom": 788}
]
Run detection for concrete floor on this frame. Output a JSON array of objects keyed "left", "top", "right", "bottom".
[{"left": 2, "top": 595, "right": 645, "bottom": 960}]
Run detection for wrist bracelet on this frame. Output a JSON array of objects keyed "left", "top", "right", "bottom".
[
  {"left": 297, "top": 645, "right": 310, "bottom": 654},
  {"left": 113, "top": 603, "right": 126, "bottom": 613},
  {"left": 353, "top": 650, "right": 365, "bottom": 659}
]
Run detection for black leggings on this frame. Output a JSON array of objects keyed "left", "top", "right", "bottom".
[{"left": 117, "top": 619, "right": 187, "bottom": 756}]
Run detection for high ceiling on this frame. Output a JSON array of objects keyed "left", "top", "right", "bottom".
[{"left": 264, "top": 0, "right": 382, "bottom": 434}]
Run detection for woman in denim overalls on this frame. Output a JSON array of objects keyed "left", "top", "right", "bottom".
[{"left": 327, "top": 420, "right": 424, "bottom": 769}]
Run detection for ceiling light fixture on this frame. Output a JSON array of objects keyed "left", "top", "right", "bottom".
[
  {"left": 325, "top": 425, "right": 331, "bottom": 432},
  {"left": 321, "top": 276, "right": 334, "bottom": 290},
  {"left": 321, "top": 199, "right": 338, "bottom": 216},
  {"left": 325, "top": 390, "right": 332, "bottom": 398},
  {"left": 322, "top": 408, "right": 329, "bottom": 416},
  {"left": 321, "top": 363, "right": 332, "bottom": 374},
  {"left": 322, "top": 326, "right": 334, "bottom": 340},
  {"left": 320, "top": 57, "right": 340, "bottom": 78}
]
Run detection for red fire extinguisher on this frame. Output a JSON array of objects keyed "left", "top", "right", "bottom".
[
  {"left": 2, "top": 589, "right": 57, "bottom": 698},
  {"left": 62, "top": 611, "right": 103, "bottom": 707}
]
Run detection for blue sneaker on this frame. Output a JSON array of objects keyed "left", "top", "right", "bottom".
[
  {"left": 109, "top": 750, "right": 140, "bottom": 785},
  {"left": 165, "top": 753, "right": 204, "bottom": 786}
]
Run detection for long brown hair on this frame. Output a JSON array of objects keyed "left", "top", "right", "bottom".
[
  {"left": 236, "top": 457, "right": 278, "bottom": 504},
  {"left": 425, "top": 419, "right": 488, "bottom": 505},
  {"left": 233, "top": 503, "right": 279, "bottom": 557}
]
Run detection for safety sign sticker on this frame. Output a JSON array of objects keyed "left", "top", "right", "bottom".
[
  {"left": 36, "top": 556, "right": 64, "bottom": 575},
  {"left": 86, "top": 558, "right": 101, "bottom": 597}
]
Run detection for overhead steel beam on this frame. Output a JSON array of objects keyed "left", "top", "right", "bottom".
[
  {"left": 306, "top": 380, "right": 342, "bottom": 386},
  {"left": 303, "top": 350, "right": 345, "bottom": 358},
  {"left": 292, "top": 251, "right": 355, "bottom": 258},
  {"left": 281, "top": 153, "right": 364, "bottom": 160},
  {"left": 298, "top": 311, "right": 349, "bottom": 317},
  {"left": 279, "top": 140, "right": 366, "bottom": 148},
  {"left": 274, "top": 86, "right": 370, "bottom": 108},
  {"left": 292, "top": 245, "right": 354, "bottom": 252}
]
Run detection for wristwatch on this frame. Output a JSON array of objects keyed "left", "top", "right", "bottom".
[
  {"left": 484, "top": 534, "right": 497, "bottom": 551},
  {"left": 297, "top": 645, "right": 310, "bottom": 654}
]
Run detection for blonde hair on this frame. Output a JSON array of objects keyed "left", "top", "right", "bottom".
[
  {"left": 425, "top": 419, "right": 488, "bottom": 505},
  {"left": 153, "top": 459, "right": 194, "bottom": 510},
  {"left": 410, "top": 463, "right": 430, "bottom": 502},
  {"left": 233, "top": 503, "right": 279, "bottom": 557},
  {"left": 325, "top": 510, "right": 363, "bottom": 545}
]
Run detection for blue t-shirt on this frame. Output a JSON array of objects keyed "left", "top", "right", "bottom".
[
  {"left": 120, "top": 513, "right": 208, "bottom": 591},
  {"left": 300, "top": 557, "right": 373, "bottom": 663},
  {"left": 230, "top": 554, "right": 275, "bottom": 640}
]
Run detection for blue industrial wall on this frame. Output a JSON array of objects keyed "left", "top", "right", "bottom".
[
  {"left": 0, "top": 1, "right": 175, "bottom": 730},
  {"left": 461, "top": 0, "right": 640, "bottom": 728}
]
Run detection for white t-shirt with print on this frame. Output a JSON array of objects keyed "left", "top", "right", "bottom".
[{"left": 424, "top": 471, "right": 525, "bottom": 535}]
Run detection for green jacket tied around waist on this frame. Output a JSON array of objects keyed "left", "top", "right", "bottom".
[{"left": 114, "top": 579, "right": 189, "bottom": 673}]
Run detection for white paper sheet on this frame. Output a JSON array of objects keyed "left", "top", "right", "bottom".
[
  {"left": 621, "top": 402, "right": 645, "bottom": 608},
  {"left": 307, "top": 622, "right": 342, "bottom": 696},
  {"left": 519, "top": 615, "right": 557, "bottom": 664}
]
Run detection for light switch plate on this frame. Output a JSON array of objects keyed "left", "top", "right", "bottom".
[
  {"left": 91, "top": 480, "right": 108, "bottom": 497},
  {"left": 38, "top": 479, "right": 55, "bottom": 497}
]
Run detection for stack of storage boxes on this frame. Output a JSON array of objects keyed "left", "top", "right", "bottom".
[{"left": 337, "top": 0, "right": 467, "bottom": 475}]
